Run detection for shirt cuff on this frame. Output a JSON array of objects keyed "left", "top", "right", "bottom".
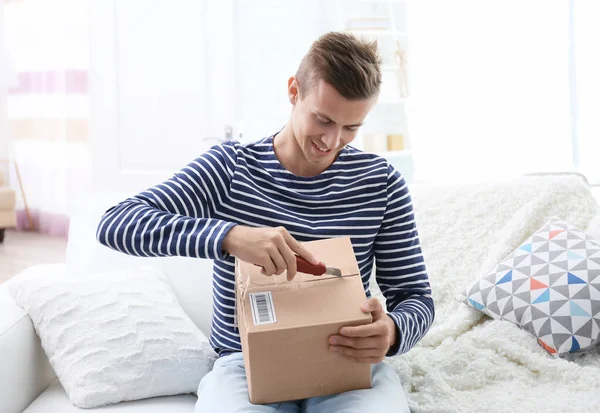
[{"left": 385, "top": 312, "right": 402, "bottom": 357}]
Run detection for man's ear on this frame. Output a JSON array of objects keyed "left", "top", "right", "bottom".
[{"left": 288, "top": 76, "right": 299, "bottom": 106}]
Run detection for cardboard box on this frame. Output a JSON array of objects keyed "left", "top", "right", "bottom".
[{"left": 235, "top": 236, "right": 373, "bottom": 404}]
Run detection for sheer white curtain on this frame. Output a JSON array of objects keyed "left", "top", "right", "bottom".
[
  {"left": 4, "top": 0, "right": 91, "bottom": 236},
  {"left": 407, "top": 0, "right": 573, "bottom": 184}
]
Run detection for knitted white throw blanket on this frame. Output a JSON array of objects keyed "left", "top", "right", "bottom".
[{"left": 375, "top": 176, "right": 600, "bottom": 413}]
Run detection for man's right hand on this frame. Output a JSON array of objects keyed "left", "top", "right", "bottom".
[{"left": 222, "top": 226, "right": 319, "bottom": 281}]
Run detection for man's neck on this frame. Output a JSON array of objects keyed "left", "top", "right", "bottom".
[{"left": 273, "top": 123, "right": 332, "bottom": 177}]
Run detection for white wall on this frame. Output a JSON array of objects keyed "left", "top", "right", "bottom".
[
  {"left": 407, "top": 0, "right": 574, "bottom": 184},
  {"left": 236, "top": 0, "right": 342, "bottom": 142}
]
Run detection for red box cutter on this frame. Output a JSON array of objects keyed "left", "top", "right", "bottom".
[{"left": 296, "top": 256, "right": 342, "bottom": 277}]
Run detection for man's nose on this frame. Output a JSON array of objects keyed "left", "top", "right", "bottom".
[{"left": 321, "top": 128, "right": 342, "bottom": 149}]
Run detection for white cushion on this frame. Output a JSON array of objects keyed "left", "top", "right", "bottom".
[
  {"left": 24, "top": 380, "right": 196, "bottom": 413},
  {"left": 8, "top": 266, "right": 216, "bottom": 409},
  {"left": 66, "top": 193, "right": 214, "bottom": 337}
]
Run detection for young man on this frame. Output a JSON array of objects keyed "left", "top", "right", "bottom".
[{"left": 97, "top": 32, "right": 434, "bottom": 413}]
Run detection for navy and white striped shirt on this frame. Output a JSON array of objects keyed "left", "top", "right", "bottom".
[{"left": 97, "top": 137, "right": 434, "bottom": 356}]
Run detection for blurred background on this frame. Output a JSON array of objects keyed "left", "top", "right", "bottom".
[{"left": 1, "top": 0, "right": 599, "bottom": 241}]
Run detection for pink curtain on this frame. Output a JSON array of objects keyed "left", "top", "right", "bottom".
[{"left": 5, "top": 0, "right": 92, "bottom": 238}]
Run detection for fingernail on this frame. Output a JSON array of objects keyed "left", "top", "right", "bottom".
[{"left": 330, "top": 337, "right": 338, "bottom": 345}]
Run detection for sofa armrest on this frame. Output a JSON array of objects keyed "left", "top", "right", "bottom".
[{"left": 0, "top": 265, "right": 61, "bottom": 413}]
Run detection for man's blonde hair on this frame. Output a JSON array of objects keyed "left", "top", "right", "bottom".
[{"left": 295, "top": 32, "right": 382, "bottom": 100}]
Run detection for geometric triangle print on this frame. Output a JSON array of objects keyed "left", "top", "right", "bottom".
[
  {"left": 574, "top": 319, "right": 594, "bottom": 340},
  {"left": 550, "top": 299, "right": 570, "bottom": 316},
  {"left": 552, "top": 284, "right": 571, "bottom": 299},
  {"left": 570, "top": 336, "right": 581, "bottom": 352},
  {"left": 573, "top": 335, "right": 593, "bottom": 350},
  {"left": 512, "top": 278, "right": 530, "bottom": 294},
  {"left": 538, "top": 337, "right": 558, "bottom": 355},
  {"left": 592, "top": 299, "right": 600, "bottom": 318},
  {"left": 532, "top": 263, "right": 550, "bottom": 277},
  {"left": 572, "top": 285, "right": 591, "bottom": 300},
  {"left": 531, "top": 305, "right": 551, "bottom": 320},
  {"left": 501, "top": 299, "right": 515, "bottom": 317},
  {"left": 589, "top": 256, "right": 600, "bottom": 270},
  {"left": 552, "top": 315, "right": 574, "bottom": 334},
  {"left": 514, "top": 265, "right": 532, "bottom": 277},
  {"left": 553, "top": 333, "right": 574, "bottom": 353},
  {"left": 532, "top": 300, "right": 551, "bottom": 318},
  {"left": 514, "top": 305, "right": 529, "bottom": 324},
  {"left": 515, "top": 291, "right": 532, "bottom": 304},
  {"left": 497, "top": 270, "right": 513, "bottom": 285},
  {"left": 569, "top": 283, "right": 587, "bottom": 297},
  {"left": 520, "top": 306, "right": 533, "bottom": 325},
  {"left": 551, "top": 239, "right": 568, "bottom": 250},
  {"left": 549, "top": 229, "right": 566, "bottom": 240},
  {"left": 487, "top": 300, "right": 501, "bottom": 317},
  {"left": 495, "top": 286, "right": 512, "bottom": 300},
  {"left": 572, "top": 310, "right": 592, "bottom": 333},
  {"left": 522, "top": 319, "right": 534, "bottom": 335},
  {"left": 496, "top": 296, "right": 512, "bottom": 315},
  {"left": 568, "top": 272, "right": 587, "bottom": 284},
  {"left": 570, "top": 240, "right": 588, "bottom": 250},
  {"left": 538, "top": 317, "right": 553, "bottom": 337},
  {"left": 533, "top": 241, "right": 550, "bottom": 254},
  {"left": 549, "top": 287, "right": 569, "bottom": 301},
  {"left": 590, "top": 255, "right": 600, "bottom": 267},
  {"left": 567, "top": 228, "right": 583, "bottom": 240},
  {"left": 550, "top": 250, "right": 567, "bottom": 262},
  {"left": 552, "top": 301, "right": 572, "bottom": 317},
  {"left": 550, "top": 272, "right": 568, "bottom": 287},
  {"left": 512, "top": 293, "right": 531, "bottom": 309},
  {"left": 468, "top": 298, "right": 485, "bottom": 311},
  {"left": 589, "top": 269, "right": 600, "bottom": 283},
  {"left": 571, "top": 301, "right": 591, "bottom": 317},
  {"left": 591, "top": 285, "right": 600, "bottom": 301},
  {"left": 502, "top": 308, "right": 518, "bottom": 324},
  {"left": 570, "top": 260, "right": 589, "bottom": 272},
  {"left": 519, "top": 243, "right": 533, "bottom": 253},
  {"left": 593, "top": 319, "right": 600, "bottom": 341},
  {"left": 552, "top": 260, "right": 570, "bottom": 271},
  {"left": 480, "top": 286, "right": 495, "bottom": 303},
  {"left": 533, "top": 316, "right": 550, "bottom": 336},
  {"left": 532, "top": 289, "right": 550, "bottom": 304},
  {"left": 531, "top": 278, "right": 549, "bottom": 290},
  {"left": 513, "top": 254, "right": 531, "bottom": 267},
  {"left": 568, "top": 250, "right": 585, "bottom": 261},
  {"left": 530, "top": 253, "right": 548, "bottom": 265}
]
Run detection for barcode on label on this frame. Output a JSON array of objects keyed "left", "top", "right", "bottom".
[{"left": 249, "top": 292, "right": 276, "bottom": 325}]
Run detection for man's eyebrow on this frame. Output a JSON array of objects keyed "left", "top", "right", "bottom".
[{"left": 314, "top": 110, "right": 363, "bottom": 127}]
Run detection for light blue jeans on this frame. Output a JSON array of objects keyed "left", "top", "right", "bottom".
[{"left": 195, "top": 352, "right": 410, "bottom": 413}]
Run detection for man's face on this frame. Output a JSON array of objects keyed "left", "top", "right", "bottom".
[{"left": 289, "top": 78, "right": 377, "bottom": 166}]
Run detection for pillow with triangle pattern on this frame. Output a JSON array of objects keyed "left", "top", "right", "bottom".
[{"left": 465, "top": 217, "right": 600, "bottom": 359}]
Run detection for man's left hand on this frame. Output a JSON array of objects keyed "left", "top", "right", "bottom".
[{"left": 328, "top": 298, "right": 397, "bottom": 364}]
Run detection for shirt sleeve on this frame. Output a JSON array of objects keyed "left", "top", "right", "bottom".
[
  {"left": 96, "top": 141, "right": 239, "bottom": 260},
  {"left": 375, "top": 164, "right": 435, "bottom": 356}
]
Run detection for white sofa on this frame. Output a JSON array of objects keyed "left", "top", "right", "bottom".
[
  {"left": 2, "top": 176, "right": 600, "bottom": 413},
  {"left": 0, "top": 192, "right": 217, "bottom": 413}
]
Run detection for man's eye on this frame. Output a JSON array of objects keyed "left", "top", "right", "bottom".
[
  {"left": 345, "top": 126, "right": 359, "bottom": 132},
  {"left": 316, "top": 116, "right": 330, "bottom": 124}
]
